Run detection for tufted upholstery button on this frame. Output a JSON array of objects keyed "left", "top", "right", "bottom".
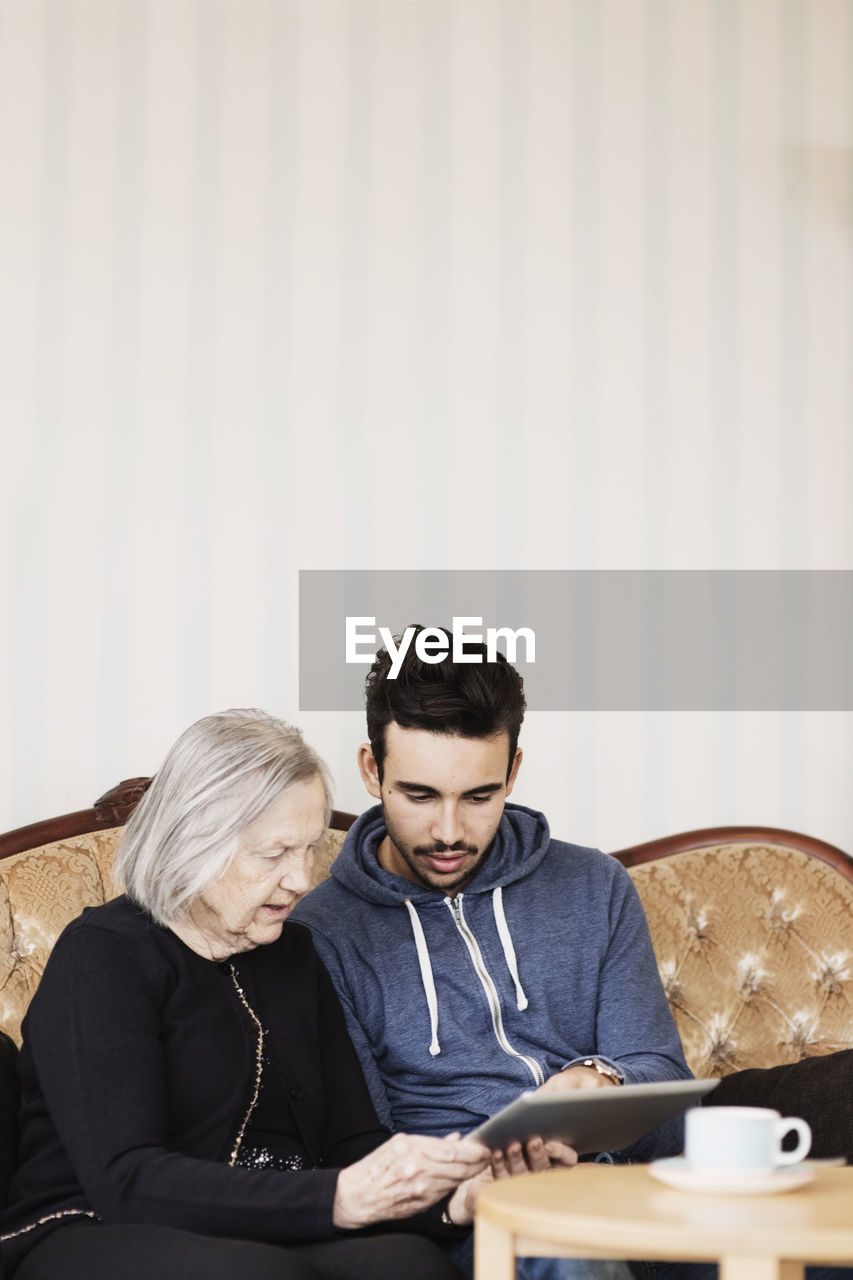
[
  {"left": 814, "top": 953, "right": 850, "bottom": 995},
  {"left": 657, "top": 958, "right": 682, "bottom": 1002},
  {"left": 737, "top": 953, "right": 767, "bottom": 999}
]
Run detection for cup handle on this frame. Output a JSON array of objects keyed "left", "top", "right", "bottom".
[{"left": 775, "top": 1116, "right": 812, "bottom": 1165}]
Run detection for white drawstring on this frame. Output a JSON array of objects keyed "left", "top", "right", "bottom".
[
  {"left": 404, "top": 890, "right": 529, "bottom": 1055},
  {"left": 492, "top": 886, "right": 529, "bottom": 1010},
  {"left": 403, "top": 899, "right": 441, "bottom": 1056}
]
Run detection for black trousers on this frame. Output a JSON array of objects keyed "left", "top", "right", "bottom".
[{"left": 11, "top": 1221, "right": 464, "bottom": 1280}]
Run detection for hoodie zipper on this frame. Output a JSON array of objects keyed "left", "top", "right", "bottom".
[{"left": 446, "top": 894, "right": 544, "bottom": 1086}]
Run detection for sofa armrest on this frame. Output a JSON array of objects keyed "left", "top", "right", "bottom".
[{"left": 707, "top": 1051, "right": 853, "bottom": 1162}]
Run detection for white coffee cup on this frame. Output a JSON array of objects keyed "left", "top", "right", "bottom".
[{"left": 685, "top": 1106, "right": 812, "bottom": 1175}]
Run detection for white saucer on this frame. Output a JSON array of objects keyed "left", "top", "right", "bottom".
[{"left": 648, "top": 1157, "right": 816, "bottom": 1196}]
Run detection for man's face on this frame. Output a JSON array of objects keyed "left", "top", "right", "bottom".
[{"left": 358, "top": 723, "right": 522, "bottom": 896}]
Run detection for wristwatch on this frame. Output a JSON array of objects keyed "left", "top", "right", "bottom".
[
  {"left": 440, "top": 1198, "right": 457, "bottom": 1228},
  {"left": 581, "top": 1056, "right": 624, "bottom": 1086}
]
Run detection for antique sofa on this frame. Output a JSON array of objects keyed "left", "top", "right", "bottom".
[{"left": 2, "top": 782, "right": 852, "bottom": 1195}]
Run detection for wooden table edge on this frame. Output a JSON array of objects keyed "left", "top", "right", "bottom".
[{"left": 474, "top": 1165, "right": 853, "bottom": 1269}]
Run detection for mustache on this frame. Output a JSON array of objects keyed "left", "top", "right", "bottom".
[{"left": 413, "top": 842, "right": 478, "bottom": 857}]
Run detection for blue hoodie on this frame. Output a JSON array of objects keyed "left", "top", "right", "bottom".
[{"left": 292, "top": 802, "right": 691, "bottom": 1160}]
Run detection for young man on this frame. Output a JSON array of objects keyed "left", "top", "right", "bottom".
[
  {"left": 294, "top": 628, "right": 690, "bottom": 1152},
  {"left": 293, "top": 631, "right": 690, "bottom": 1279},
  {"left": 294, "top": 631, "right": 848, "bottom": 1280}
]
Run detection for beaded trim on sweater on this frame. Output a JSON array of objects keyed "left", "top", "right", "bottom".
[{"left": 226, "top": 962, "right": 265, "bottom": 1166}]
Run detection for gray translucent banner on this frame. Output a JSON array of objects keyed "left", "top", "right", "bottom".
[{"left": 298, "top": 570, "right": 853, "bottom": 711}]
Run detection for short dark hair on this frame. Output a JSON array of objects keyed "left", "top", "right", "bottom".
[{"left": 365, "top": 624, "right": 526, "bottom": 782}]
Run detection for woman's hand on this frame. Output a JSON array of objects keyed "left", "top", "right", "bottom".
[
  {"left": 445, "top": 1135, "right": 578, "bottom": 1225},
  {"left": 332, "top": 1131, "right": 490, "bottom": 1230}
]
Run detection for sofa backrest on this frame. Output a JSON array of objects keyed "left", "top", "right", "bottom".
[
  {"left": 623, "top": 839, "right": 853, "bottom": 1077},
  {"left": 2, "top": 805, "right": 852, "bottom": 1079}
]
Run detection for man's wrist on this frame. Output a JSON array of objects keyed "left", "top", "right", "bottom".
[{"left": 578, "top": 1057, "right": 624, "bottom": 1086}]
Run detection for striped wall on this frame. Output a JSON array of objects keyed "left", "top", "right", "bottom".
[{"left": 1, "top": 0, "right": 851, "bottom": 852}]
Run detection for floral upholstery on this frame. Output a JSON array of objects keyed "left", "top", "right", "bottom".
[
  {"left": 1, "top": 828, "right": 851, "bottom": 1078},
  {"left": 629, "top": 842, "right": 853, "bottom": 1077}
]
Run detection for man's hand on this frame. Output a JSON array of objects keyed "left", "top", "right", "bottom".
[
  {"left": 491, "top": 1135, "right": 578, "bottom": 1176},
  {"left": 445, "top": 1136, "right": 577, "bottom": 1225},
  {"left": 538, "top": 1063, "right": 621, "bottom": 1094}
]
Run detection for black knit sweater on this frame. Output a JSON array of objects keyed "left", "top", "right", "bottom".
[{"left": 1, "top": 897, "right": 448, "bottom": 1274}]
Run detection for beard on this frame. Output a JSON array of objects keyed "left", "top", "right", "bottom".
[{"left": 381, "top": 812, "right": 496, "bottom": 894}]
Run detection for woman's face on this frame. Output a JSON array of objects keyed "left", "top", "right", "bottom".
[{"left": 180, "top": 775, "right": 327, "bottom": 960}]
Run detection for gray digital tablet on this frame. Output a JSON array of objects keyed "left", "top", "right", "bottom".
[{"left": 470, "top": 1078, "right": 719, "bottom": 1154}]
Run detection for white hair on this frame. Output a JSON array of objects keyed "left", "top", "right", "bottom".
[{"left": 115, "top": 709, "right": 333, "bottom": 927}]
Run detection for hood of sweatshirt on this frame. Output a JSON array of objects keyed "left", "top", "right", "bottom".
[{"left": 329, "top": 801, "right": 552, "bottom": 906}]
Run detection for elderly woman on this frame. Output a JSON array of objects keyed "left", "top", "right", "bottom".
[{"left": 0, "top": 710, "right": 490, "bottom": 1280}]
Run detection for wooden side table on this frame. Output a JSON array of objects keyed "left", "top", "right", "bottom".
[{"left": 475, "top": 1164, "right": 853, "bottom": 1280}]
